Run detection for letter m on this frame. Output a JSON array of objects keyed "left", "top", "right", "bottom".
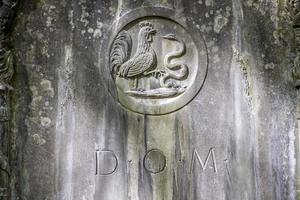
[{"left": 190, "top": 147, "right": 217, "bottom": 174}]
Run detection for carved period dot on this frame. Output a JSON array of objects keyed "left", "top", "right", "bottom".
[{"left": 143, "top": 149, "right": 166, "bottom": 174}]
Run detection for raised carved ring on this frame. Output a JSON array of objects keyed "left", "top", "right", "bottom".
[{"left": 101, "top": 7, "right": 208, "bottom": 115}]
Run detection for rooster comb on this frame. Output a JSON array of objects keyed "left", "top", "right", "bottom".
[{"left": 139, "top": 22, "right": 154, "bottom": 29}]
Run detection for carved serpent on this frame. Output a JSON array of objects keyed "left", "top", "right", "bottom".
[{"left": 160, "top": 34, "right": 189, "bottom": 88}]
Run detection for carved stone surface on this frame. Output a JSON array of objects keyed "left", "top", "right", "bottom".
[
  {"left": 104, "top": 8, "right": 208, "bottom": 114},
  {"left": 8, "top": 0, "right": 299, "bottom": 200}
]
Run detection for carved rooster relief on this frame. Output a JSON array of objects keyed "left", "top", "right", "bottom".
[{"left": 110, "top": 22, "right": 163, "bottom": 89}]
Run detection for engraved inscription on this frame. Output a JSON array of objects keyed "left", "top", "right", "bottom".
[
  {"left": 190, "top": 148, "right": 218, "bottom": 174},
  {"left": 143, "top": 149, "right": 167, "bottom": 174},
  {"left": 105, "top": 14, "right": 208, "bottom": 115},
  {"left": 95, "top": 147, "right": 220, "bottom": 176},
  {"left": 95, "top": 150, "right": 118, "bottom": 176}
]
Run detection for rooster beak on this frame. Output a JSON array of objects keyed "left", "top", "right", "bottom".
[
  {"left": 162, "top": 34, "right": 176, "bottom": 40},
  {"left": 147, "top": 30, "right": 156, "bottom": 42}
]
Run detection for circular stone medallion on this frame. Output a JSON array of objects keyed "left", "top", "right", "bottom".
[{"left": 107, "top": 9, "right": 208, "bottom": 115}]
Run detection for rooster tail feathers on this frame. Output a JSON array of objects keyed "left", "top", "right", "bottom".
[{"left": 110, "top": 31, "right": 132, "bottom": 75}]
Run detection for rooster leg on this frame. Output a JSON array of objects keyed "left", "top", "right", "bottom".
[
  {"left": 131, "top": 78, "right": 140, "bottom": 90},
  {"left": 133, "top": 78, "right": 138, "bottom": 89}
]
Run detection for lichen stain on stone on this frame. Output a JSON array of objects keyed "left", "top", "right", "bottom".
[
  {"left": 40, "top": 117, "right": 52, "bottom": 128},
  {"left": 25, "top": 45, "right": 36, "bottom": 64},
  {"left": 31, "top": 96, "right": 43, "bottom": 108},
  {"left": 233, "top": 47, "right": 253, "bottom": 105},
  {"left": 197, "top": 0, "right": 203, "bottom": 5},
  {"left": 205, "top": 0, "right": 214, "bottom": 7},
  {"left": 245, "top": 0, "right": 274, "bottom": 15},
  {"left": 40, "top": 79, "right": 54, "bottom": 98},
  {"left": 199, "top": 24, "right": 213, "bottom": 33},
  {"left": 59, "top": 45, "right": 75, "bottom": 107},
  {"left": 264, "top": 62, "right": 276, "bottom": 70},
  {"left": 212, "top": 46, "right": 219, "bottom": 53},
  {"left": 41, "top": 4, "right": 57, "bottom": 32},
  {"left": 93, "top": 20, "right": 104, "bottom": 39},
  {"left": 79, "top": 0, "right": 90, "bottom": 27},
  {"left": 213, "top": 54, "right": 221, "bottom": 64},
  {"left": 271, "top": 1, "right": 294, "bottom": 46},
  {"left": 36, "top": 0, "right": 45, "bottom": 9},
  {"left": 77, "top": 1, "right": 104, "bottom": 40},
  {"left": 32, "top": 133, "right": 47, "bottom": 145},
  {"left": 46, "top": 16, "right": 53, "bottom": 28},
  {"left": 213, "top": 7, "right": 231, "bottom": 33},
  {"left": 68, "top": 10, "right": 75, "bottom": 30},
  {"left": 41, "top": 44, "right": 50, "bottom": 58},
  {"left": 30, "top": 86, "right": 42, "bottom": 108},
  {"left": 245, "top": 0, "right": 287, "bottom": 29},
  {"left": 109, "top": 6, "right": 117, "bottom": 16}
]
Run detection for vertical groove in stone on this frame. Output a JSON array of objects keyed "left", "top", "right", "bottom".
[
  {"left": 93, "top": 80, "right": 129, "bottom": 199},
  {"left": 230, "top": 0, "right": 257, "bottom": 199},
  {"left": 55, "top": 45, "right": 76, "bottom": 199},
  {"left": 296, "top": 90, "right": 300, "bottom": 199},
  {"left": 127, "top": 113, "right": 144, "bottom": 200},
  {"left": 140, "top": 114, "right": 176, "bottom": 200},
  {"left": 172, "top": 112, "right": 191, "bottom": 200}
]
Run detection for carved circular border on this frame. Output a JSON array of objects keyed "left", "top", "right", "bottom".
[{"left": 100, "top": 7, "right": 208, "bottom": 115}]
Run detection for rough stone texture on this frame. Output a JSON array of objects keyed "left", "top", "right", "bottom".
[{"left": 7, "top": 0, "right": 299, "bottom": 199}]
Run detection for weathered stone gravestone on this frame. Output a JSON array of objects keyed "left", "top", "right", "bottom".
[{"left": 0, "top": 0, "right": 300, "bottom": 199}]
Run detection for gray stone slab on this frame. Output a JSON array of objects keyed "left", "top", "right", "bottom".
[{"left": 5, "top": 0, "right": 299, "bottom": 199}]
